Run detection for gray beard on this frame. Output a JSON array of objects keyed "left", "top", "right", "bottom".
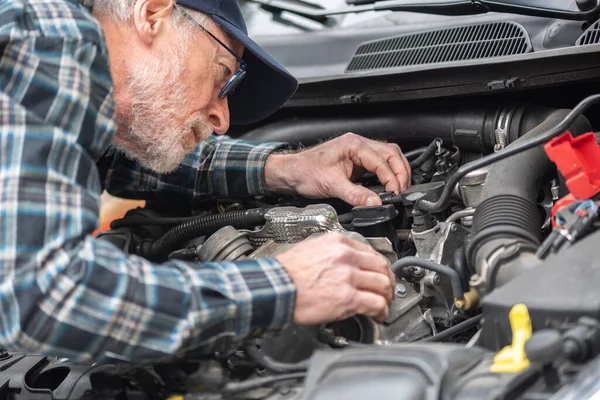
[{"left": 112, "top": 41, "right": 212, "bottom": 173}]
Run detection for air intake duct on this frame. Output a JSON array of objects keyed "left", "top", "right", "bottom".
[
  {"left": 469, "top": 109, "right": 593, "bottom": 289},
  {"left": 238, "top": 105, "right": 582, "bottom": 153}
]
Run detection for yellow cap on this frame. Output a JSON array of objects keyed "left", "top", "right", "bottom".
[
  {"left": 167, "top": 396, "right": 184, "bottom": 400},
  {"left": 490, "top": 303, "right": 532, "bottom": 373}
]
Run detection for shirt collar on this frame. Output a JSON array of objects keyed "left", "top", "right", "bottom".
[{"left": 79, "top": 0, "right": 94, "bottom": 12}]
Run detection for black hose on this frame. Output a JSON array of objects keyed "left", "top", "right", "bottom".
[
  {"left": 244, "top": 342, "right": 309, "bottom": 373},
  {"left": 420, "top": 314, "right": 483, "bottom": 342},
  {"left": 466, "top": 226, "right": 541, "bottom": 271},
  {"left": 238, "top": 105, "right": 535, "bottom": 152},
  {"left": 111, "top": 215, "right": 203, "bottom": 229},
  {"left": 416, "top": 94, "right": 600, "bottom": 213},
  {"left": 223, "top": 372, "right": 306, "bottom": 393},
  {"left": 391, "top": 257, "right": 464, "bottom": 299},
  {"left": 404, "top": 146, "right": 428, "bottom": 160},
  {"left": 115, "top": 210, "right": 352, "bottom": 229},
  {"left": 453, "top": 246, "right": 470, "bottom": 293},
  {"left": 466, "top": 193, "right": 543, "bottom": 270},
  {"left": 139, "top": 209, "right": 268, "bottom": 261},
  {"left": 409, "top": 139, "right": 441, "bottom": 169},
  {"left": 338, "top": 212, "right": 354, "bottom": 224}
]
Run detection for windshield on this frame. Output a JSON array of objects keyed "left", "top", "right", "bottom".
[
  {"left": 241, "top": 0, "right": 351, "bottom": 35},
  {"left": 241, "top": 0, "right": 584, "bottom": 36}
]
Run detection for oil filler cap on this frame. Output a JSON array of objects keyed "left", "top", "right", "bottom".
[{"left": 490, "top": 303, "right": 532, "bottom": 373}]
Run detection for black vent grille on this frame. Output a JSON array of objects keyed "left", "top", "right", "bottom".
[
  {"left": 346, "top": 21, "right": 532, "bottom": 72},
  {"left": 576, "top": 20, "right": 600, "bottom": 46}
]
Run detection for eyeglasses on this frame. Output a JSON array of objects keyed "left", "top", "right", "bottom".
[{"left": 177, "top": 6, "right": 247, "bottom": 99}]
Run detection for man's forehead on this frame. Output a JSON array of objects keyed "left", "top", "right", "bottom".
[{"left": 211, "top": 22, "right": 245, "bottom": 59}]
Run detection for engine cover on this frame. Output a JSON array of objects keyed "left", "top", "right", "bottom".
[
  {"left": 481, "top": 228, "right": 600, "bottom": 350},
  {"left": 301, "top": 344, "right": 494, "bottom": 400}
]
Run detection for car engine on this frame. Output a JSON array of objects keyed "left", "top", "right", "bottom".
[{"left": 4, "top": 94, "right": 600, "bottom": 400}]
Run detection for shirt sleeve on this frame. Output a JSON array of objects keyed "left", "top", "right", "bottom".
[
  {"left": 102, "top": 134, "right": 289, "bottom": 203},
  {"left": 0, "top": 3, "right": 296, "bottom": 363}
]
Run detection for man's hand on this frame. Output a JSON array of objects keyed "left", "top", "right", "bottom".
[
  {"left": 275, "top": 233, "right": 395, "bottom": 325},
  {"left": 265, "top": 133, "right": 411, "bottom": 207}
]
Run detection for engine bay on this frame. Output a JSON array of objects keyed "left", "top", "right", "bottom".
[{"left": 4, "top": 92, "right": 600, "bottom": 399}]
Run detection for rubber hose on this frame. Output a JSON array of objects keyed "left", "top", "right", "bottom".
[
  {"left": 391, "top": 257, "right": 464, "bottom": 299},
  {"left": 244, "top": 342, "right": 309, "bottom": 373},
  {"left": 404, "top": 147, "right": 428, "bottom": 160},
  {"left": 453, "top": 246, "right": 470, "bottom": 293},
  {"left": 420, "top": 314, "right": 483, "bottom": 342},
  {"left": 473, "top": 196, "right": 541, "bottom": 232},
  {"left": 409, "top": 139, "right": 440, "bottom": 169},
  {"left": 141, "top": 209, "right": 268, "bottom": 261},
  {"left": 338, "top": 212, "right": 354, "bottom": 224},
  {"left": 467, "top": 196, "right": 541, "bottom": 268},
  {"left": 111, "top": 215, "right": 203, "bottom": 228}
]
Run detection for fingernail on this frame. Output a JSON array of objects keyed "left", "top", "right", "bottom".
[{"left": 366, "top": 196, "right": 380, "bottom": 206}]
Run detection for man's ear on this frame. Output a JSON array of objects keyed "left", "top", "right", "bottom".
[{"left": 133, "top": 0, "right": 174, "bottom": 45}]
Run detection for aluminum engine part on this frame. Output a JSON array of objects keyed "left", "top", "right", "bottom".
[
  {"left": 411, "top": 221, "right": 470, "bottom": 317},
  {"left": 325, "top": 283, "right": 433, "bottom": 344},
  {"left": 196, "top": 225, "right": 254, "bottom": 262},
  {"left": 250, "top": 231, "right": 383, "bottom": 259},
  {"left": 245, "top": 204, "right": 431, "bottom": 350},
  {"left": 458, "top": 165, "right": 490, "bottom": 208},
  {"left": 248, "top": 204, "right": 347, "bottom": 246},
  {"left": 377, "top": 280, "right": 435, "bottom": 342},
  {"left": 322, "top": 238, "right": 429, "bottom": 343}
]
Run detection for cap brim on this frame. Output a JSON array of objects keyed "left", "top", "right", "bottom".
[{"left": 211, "top": 15, "right": 298, "bottom": 126}]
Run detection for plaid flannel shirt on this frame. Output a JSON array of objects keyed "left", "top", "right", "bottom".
[{"left": 0, "top": 0, "right": 296, "bottom": 362}]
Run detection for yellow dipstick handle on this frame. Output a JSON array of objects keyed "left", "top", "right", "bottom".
[{"left": 490, "top": 303, "right": 532, "bottom": 373}]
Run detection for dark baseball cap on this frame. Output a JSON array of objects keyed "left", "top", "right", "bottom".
[{"left": 175, "top": 0, "right": 298, "bottom": 126}]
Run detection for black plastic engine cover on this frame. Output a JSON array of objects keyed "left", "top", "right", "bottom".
[
  {"left": 302, "top": 344, "right": 489, "bottom": 400},
  {"left": 0, "top": 352, "right": 121, "bottom": 399},
  {"left": 481, "top": 228, "right": 600, "bottom": 351}
]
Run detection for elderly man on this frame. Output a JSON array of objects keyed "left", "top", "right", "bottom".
[{"left": 0, "top": 0, "right": 410, "bottom": 362}]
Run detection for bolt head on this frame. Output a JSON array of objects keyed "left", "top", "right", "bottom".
[
  {"left": 395, "top": 284, "right": 407, "bottom": 297},
  {"left": 433, "top": 274, "right": 441, "bottom": 284}
]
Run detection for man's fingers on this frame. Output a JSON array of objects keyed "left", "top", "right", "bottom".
[
  {"left": 334, "top": 181, "right": 382, "bottom": 207},
  {"left": 398, "top": 149, "right": 412, "bottom": 186},
  {"left": 387, "top": 155, "right": 410, "bottom": 192},
  {"left": 372, "top": 141, "right": 411, "bottom": 192},
  {"left": 352, "top": 269, "right": 393, "bottom": 303},
  {"left": 352, "top": 146, "right": 401, "bottom": 195},
  {"left": 344, "top": 244, "right": 392, "bottom": 274},
  {"left": 351, "top": 291, "right": 389, "bottom": 320},
  {"left": 339, "top": 236, "right": 393, "bottom": 275}
]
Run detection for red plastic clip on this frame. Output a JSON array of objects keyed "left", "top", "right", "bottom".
[{"left": 544, "top": 131, "right": 600, "bottom": 225}]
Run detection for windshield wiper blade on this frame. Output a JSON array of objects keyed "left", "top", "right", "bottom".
[{"left": 248, "top": 0, "right": 600, "bottom": 23}]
